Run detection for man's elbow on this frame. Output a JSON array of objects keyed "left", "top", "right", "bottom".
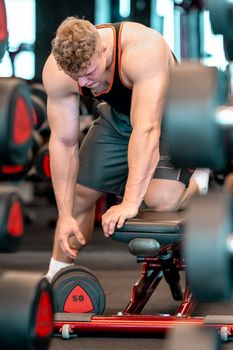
[{"left": 49, "top": 133, "right": 78, "bottom": 150}]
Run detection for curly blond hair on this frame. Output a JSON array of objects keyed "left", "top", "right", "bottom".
[{"left": 52, "top": 17, "right": 100, "bottom": 74}]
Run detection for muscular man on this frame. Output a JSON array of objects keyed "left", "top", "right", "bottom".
[{"left": 43, "top": 17, "right": 209, "bottom": 279}]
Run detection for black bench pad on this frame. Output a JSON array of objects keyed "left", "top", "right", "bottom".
[{"left": 111, "top": 210, "right": 186, "bottom": 245}]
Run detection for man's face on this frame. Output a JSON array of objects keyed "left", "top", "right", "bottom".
[{"left": 69, "top": 51, "right": 106, "bottom": 89}]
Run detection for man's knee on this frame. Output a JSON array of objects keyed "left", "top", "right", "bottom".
[
  {"left": 144, "top": 193, "right": 181, "bottom": 211},
  {"left": 144, "top": 180, "right": 186, "bottom": 212}
]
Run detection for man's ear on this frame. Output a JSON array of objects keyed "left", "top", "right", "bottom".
[
  {"left": 102, "top": 42, "right": 107, "bottom": 55},
  {"left": 97, "top": 41, "right": 107, "bottom": 58}
]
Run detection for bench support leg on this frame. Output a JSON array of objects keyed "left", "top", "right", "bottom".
[{"left": 124, "top": 262, "right": 163, "bottom": 314}]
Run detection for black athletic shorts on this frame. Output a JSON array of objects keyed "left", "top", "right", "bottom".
[{"left": 77, "top": 102, "right": 193, "bottom": 195}]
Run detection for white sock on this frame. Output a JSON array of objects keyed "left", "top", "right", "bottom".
[
  {"left": 191, "top": 168, "right": 210, "bottom": 195},
  {"left": 45, "top": 257, "right": 74, "bottom": 282}
]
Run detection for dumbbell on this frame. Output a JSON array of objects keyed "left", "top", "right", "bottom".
[
  {"left": 0, "top": 191, "right": 24, "bottom": 253},
  {"left": 183, "top": 190, "right": 233, "bottom": 301},
  {"left": 0, "top": 78, "right": 34, "bottom": 166},
  {"left": 0, "top": 160, "right": 32, "bottom": 182},
  {"left": 0, "top": 271, "right": 53, "bottom": 350},
  {"left": 208, "top": 0, "right": 233, "bottom": 61},
  {"left": 51, "top": 265, "right": 105, "bottom": 315},
  {"left": 0, "top": 129, "right": 45, "bottom": 182},
  {"left": 165, "top": 62, "right": 232, "bottom": 173},
  {"left": 0, "top": 78, "right": 51, "bottom": 182}
]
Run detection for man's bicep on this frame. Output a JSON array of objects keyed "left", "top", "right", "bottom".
[
  {"left": 47, "top": 93, "right": 80, "bottom": 146},
  {"left": 130, "top": 72, "right": 169, "bottom": 129}
]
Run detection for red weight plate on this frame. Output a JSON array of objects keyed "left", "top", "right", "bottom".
[
  {"left": 13, "top": 96, "right": 32, "bottom": 144},
  {"left": 64, "top": 285, "right": 94, "bottom": 313},
  {"left": 0, "top": 0, "right": 7, "bottom": 41},
  {"left": 43, "top": 154, "right": 51, "bottom": 178},
  {"left": 7, "top": 200, "right": 23, "bottom": 237},
  {"left": 35, "top": 290, "right": 53, "bottom": 338}
]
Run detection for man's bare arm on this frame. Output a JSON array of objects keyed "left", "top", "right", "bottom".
[
  {"left": 48, "top": 98, "right": 80, "bottom": 218},
  {"left": 102, "top": 36, "right": 170, "bottom": 235},
  {"left": 42, "top": 55, "right": 85, "bottom": 257},
  {"left": 124, "top": 71, "right": 169, "bottom": 206},
  {"left": 123, "top": 35, "right": 170, "bottom": 206}
]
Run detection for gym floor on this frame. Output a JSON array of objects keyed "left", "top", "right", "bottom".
[{"left": 0, "top": 184, "right": 233, "bottom": 350}]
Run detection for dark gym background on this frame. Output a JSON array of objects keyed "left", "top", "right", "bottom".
[
  {"left": 1, "top": 0, "right": 227, "bottom": 81},
  {"left": 0, "top": 1, "right": 232, "bottom": 349}
]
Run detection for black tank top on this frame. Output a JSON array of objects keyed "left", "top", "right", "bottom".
[{"left": 78, "top": 22, "right": 132, "bottom": 116}]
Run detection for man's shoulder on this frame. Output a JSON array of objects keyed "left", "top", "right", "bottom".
[
  {"left": 96, "top": 21, "right": 158, "bottom": 36},
  {"left": 42, "top": 54, "right": 78, "bottom": 98},
  {"left": 123, "top": 21, "right": 159, "bottom": 36},
  {"left": 42, "top": 53, "right": 57, "bottom": 78},
  {"left": 121, "top": 25, "right": 169, "bottom": 83},
  {"left": 122, "top": 23, "right": 166, "bottom": 59},
  {"left": 122, "top": 22, "right": 165, "bottom": 52}
]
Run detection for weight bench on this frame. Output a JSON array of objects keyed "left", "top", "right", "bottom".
[
  {"left": 112, "top": 209, "right": 184, "bottom": 243},
  {"left": 111, "top": 209, "right": 188, "bottom": 314},
  {"left": 53, "top": 208, "right": 233, "bottom": 341},
  {"left": 111, "top": 208, "right": 233, "bottom": 341}
]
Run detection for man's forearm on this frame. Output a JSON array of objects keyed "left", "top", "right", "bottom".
[
  {"left": 123, "top": 128, "right": 160, "bottom": 207},
  {"left": 49, "top": 136, "right": 79, "bottom": 218}
]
